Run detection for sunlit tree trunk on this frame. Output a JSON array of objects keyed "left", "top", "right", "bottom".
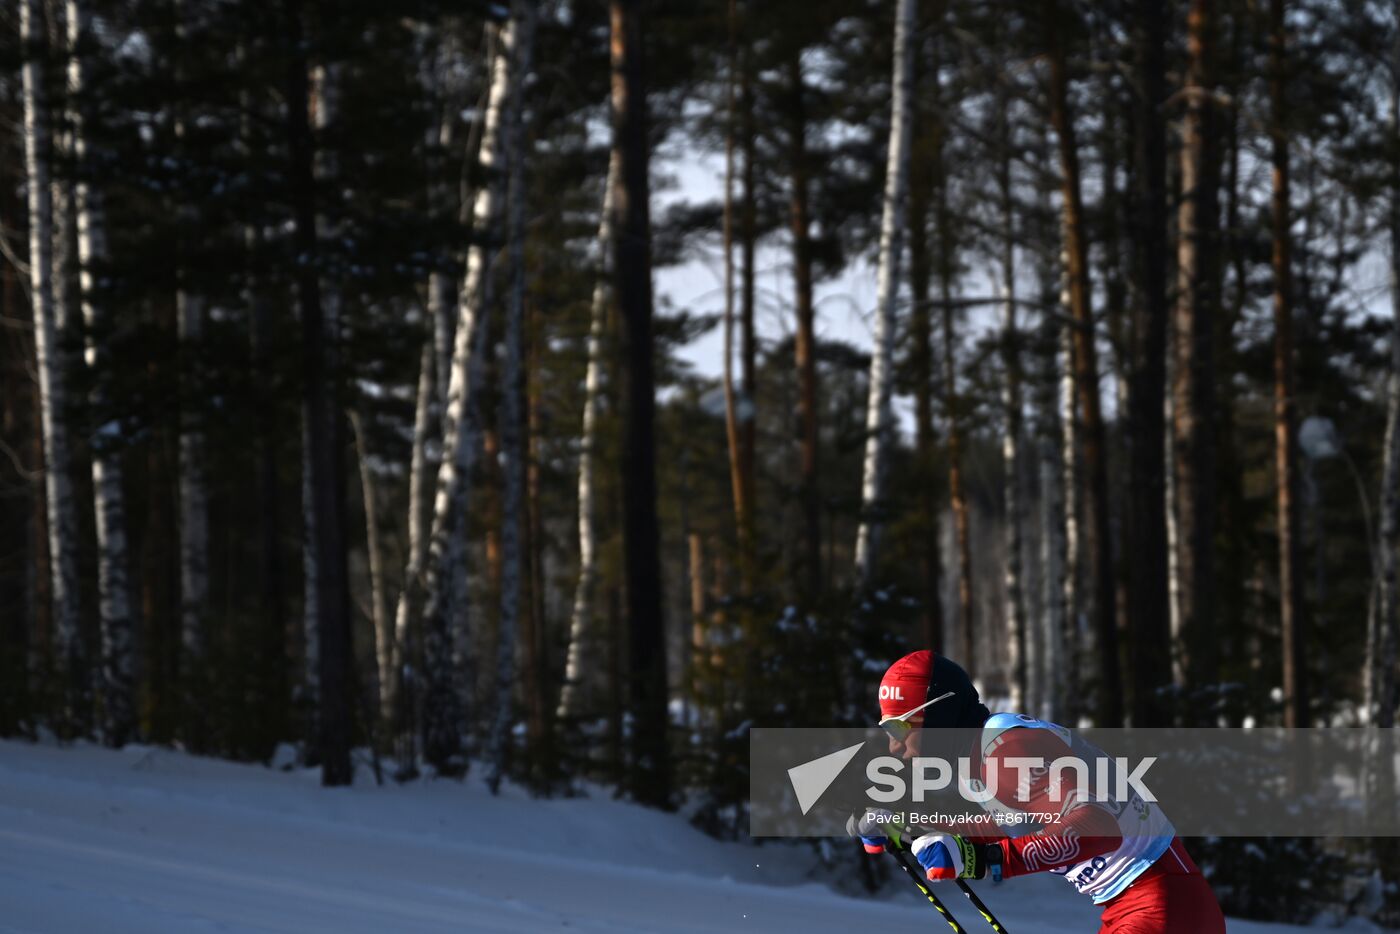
[
  {"left": 420, "top": 21, "right": 511, "bottom": 776},
  {"left": 1269, "top": 0, "right": 1306, "bottom": 729},
  {"left": 854, "top": 0, "right": 914, "bottom": 585},
  {"left": 787, "top": 51, "right": 821, "bottom": 601},
  {"left": 67, "top": 0, "right": 136, "bottom": 745},
  {"left": 558, "top": 153, "right": 617, "bottom": 722},
  {"left": 1175, "top": 0, "right": 1222, "bottom": 704},
  {"left": 390, "top": 338, "right": 434, "bottom": 728},
  {"left": 486, "top": 0, "right": 536, "bottom": 795},
  {"left": 22, "top": 0, "right": 85, "bottom": 732},
  {"left": 1045, "top": 0, "right": 1122, "bottom": 725}
]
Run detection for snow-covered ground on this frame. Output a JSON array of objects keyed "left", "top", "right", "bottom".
[{"left": 0, "top": 739, "right": 1379, "bottom": 933}]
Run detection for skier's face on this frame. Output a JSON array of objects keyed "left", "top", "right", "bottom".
[{"left": 888, "top": 724, "right": 922, "bottom": 759}]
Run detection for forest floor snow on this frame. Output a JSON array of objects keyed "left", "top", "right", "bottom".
[{"left": 0, "top": 738, "right": 1386, "bottom": 933}]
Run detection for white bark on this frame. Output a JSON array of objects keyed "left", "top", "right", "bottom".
[
  {"left": 1164, "top": 318, "right": 1183, "bottom": 683},
  {"left": 485, "top": 0, "right": 536, "bottom": 794},
  {"left": 854, "top": 0, "right": 915, "bottom": 584},
  {"left": 350, "top": 410, "right": 392, "bottom": 720},
  {"left": 1037, "top": 276, "right": 1068, "bottom": 723},
  {"left": 67, "top": 0, "right": 135, "bottom": 745},
  {"left": 1058, "top": 283, "right": 1084, "bottom": 709},
  {"left": 23, "top": 0, "right": 84, "bottom": 712},
  {"left": 1001, "top": 278, "right": 1025, "bottom": 712},
  {"left": 389, "top": 338, "right": 435, "bottom": 724},
  {"left": 1367, "top": 31, "right": 1400, "bottom": 732},
  {"left": 421, "top": 22, "right": 513, "bottom": 768},
  {"left": 557, "top": 153, "right": 618, "bottom": 722}
]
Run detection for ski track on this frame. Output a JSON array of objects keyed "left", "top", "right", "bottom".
[{"left": 0, "top": 740, "right": 1379, "bottom": 932}]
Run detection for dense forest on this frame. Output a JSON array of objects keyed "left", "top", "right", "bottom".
[{"left": 3, "top": 0, "right": 1400, "bottom": 922}]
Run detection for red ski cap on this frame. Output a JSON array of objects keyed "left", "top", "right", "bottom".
[{"left": 879, "top": 650, "right": 932, "bottom": 721}]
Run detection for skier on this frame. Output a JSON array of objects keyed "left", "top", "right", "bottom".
[{"left": 856, "top": 650, "right": 1225, "bottom": 933}]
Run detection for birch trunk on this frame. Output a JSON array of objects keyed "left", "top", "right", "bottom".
[
  {"left": 557, "top": 153, "right": 618, "bottom": 721},
  {"left": 66, "top": 0, "right": 136, "bottom": 745},
  {"left": 420, "top": 21, "right": 512, "bottom": 775},
  {"left": 1368, "top": 6, "right": 1400, "bottom": 736},
  {"left": 486, "top": 0, "right": 536, "bottom": 795},
  {"left": 996, "top": 94, "right": 1025, "bottom": 711},
  {"left": 390, "top": 338, "right": 434, "bottom": 727},
  {"left": 350, "top": 410, "right": 391, "bottom": 720},
  {"left": 22, "top": 0, "right": 85, "bottom": 731},
  {"left": 1038, "top": 258, "right": 1068, "bottom": 723},
  {"left": 854, "top": 0, "right": 914, "bottom": 584}
]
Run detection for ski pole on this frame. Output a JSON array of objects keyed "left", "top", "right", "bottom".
[
  {"left": 885, "top": 839, "right": 968, "bottom": 933},
  {"left": 894, "top": 825, "right": 1011, "bottom": 934},
  {"left": 952, "top": 880, "right": 1010, "bottom": 934}
]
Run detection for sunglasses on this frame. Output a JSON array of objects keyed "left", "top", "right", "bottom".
[{"left": 878, "top": 690, "right": 956, "bottom": 741}]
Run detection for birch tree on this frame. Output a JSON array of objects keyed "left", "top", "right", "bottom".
[
  {"left": 22, "top": 0, "right": 84, "bottom": 731},
  {"left": 854, "top": 0, "right": 914, "bottom": 585},
  {"left": 66, "top": 0, "right": 136, "bottom": 745},
  {"left": 557, "top": 154, "right": 617, "bottom": 722},
  {"left": 350, "top": 410, "right": 391, "bottom": 720},
  {"left": 420, "top": 21, "right": 512, "bottom": 775},
  {"left": 1368, "top": 3, "right": 1400, "bottom": 737},
  {"left": 486, "top": 0, "right": 536, "bottom": 795}
]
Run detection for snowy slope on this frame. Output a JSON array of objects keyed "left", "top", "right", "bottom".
[{"left": 0, "top": 739, "right": 1378, "bottom": 933}]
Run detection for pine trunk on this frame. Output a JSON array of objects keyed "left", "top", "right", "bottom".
[
  {"left": 1126, "top": 0, "right": 1173, "bottom": 726},
  {"left": 908, "top": 52, "right": 944, "bottom": 656},
  {"left": 1175, "top": 0, "right": 1222, "bottom": 703},
  {"left": 787, "top": 52, "right": 821, "bottom": 601},
  {"left": 558, "top": 153, "right": 618, "bottom": 721},
  {"left": 611, "top": 0, "right": 672, "bottom": 808},
  {"left": 1045, "top": 0, "right": 1122, "bottom": 725},
  {"left": 486, "top": 0, "right": 536, "bottom": 795},
  {"left": 935, "top": 148, "right": 974, "bottom": 674},
  {"left": 720, "top": 0, "right": 754, "bottom": 590},
  {"left": 1269, "top": 0, "right": 1306, "bottom": 729},
  {"left": 854, "top": 0, "right": 914, "bottom": 585},
  {"left": 284, "top": 0, "right": 352, "bottom": 785}
]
